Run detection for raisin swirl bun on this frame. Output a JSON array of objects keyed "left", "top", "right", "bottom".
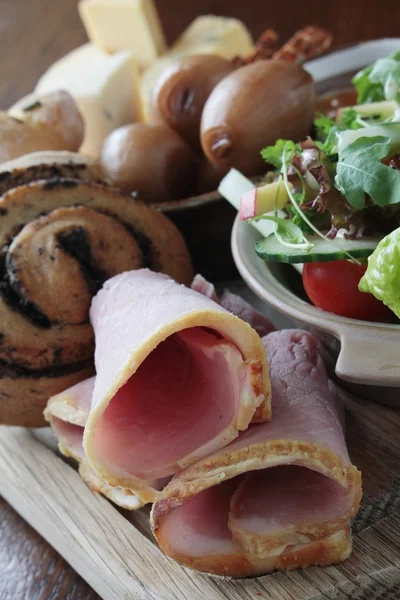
[
  {"left": 0, "top": 177, "right": 193, "bottom": 427},
  {"left": 0, "top": 151, "right": 104, "bottom": 195}
]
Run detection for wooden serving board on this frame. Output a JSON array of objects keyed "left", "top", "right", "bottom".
[
  {"left": 1, "top": 284, "right": 400, "bottom": 600},
  {"left": 1, "top": 379, "right": 400, "bottom": 600}
]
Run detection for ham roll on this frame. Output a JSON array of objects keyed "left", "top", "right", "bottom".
[
  {"left": 46, "top": 377, "right": 144, "bottom": 509},
  {"left": 46, "top": 269, "right": 270, "bottom": 505},
  {"left": 0, "top": 178, "right": 192, "bottom": 427},
  {"left": 151, "top": 329, "right": 362, "bottom": 576}
]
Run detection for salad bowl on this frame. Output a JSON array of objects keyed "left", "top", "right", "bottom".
[{"left": 232, "top": 215, "right": 400, "bottom": 407}]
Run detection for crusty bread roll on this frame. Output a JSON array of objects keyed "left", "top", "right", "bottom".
[
  {"left": 9, "top": 90, "right": 84, "bottom": 151},
  {"left": 0, "top": 91, "right": 84, "bottom": 164}
]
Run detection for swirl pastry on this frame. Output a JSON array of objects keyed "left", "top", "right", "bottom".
[
  {"left": 0, "top": 180, "right": 193, "bottom": 426},
  {"left": 0, "top": 151, "right": 104, "bottom": 196}
]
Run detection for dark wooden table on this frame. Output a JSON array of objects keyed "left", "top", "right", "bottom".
[{"left": 0, "top": 1, "right": 399, "bottom": 598}]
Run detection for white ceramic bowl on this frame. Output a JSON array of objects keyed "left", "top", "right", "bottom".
[{"left": 231, "top": 216, "right": 400, "bottom": 406}]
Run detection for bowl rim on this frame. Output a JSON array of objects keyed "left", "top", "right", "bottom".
[
  {"left": 232, "top": 215, "right": 400, "bottom": 387},
  {"left": 154, "top": 189, "right": 221, "bottom": 213},
  {"left": 232, "top": 215, "right": 399, "bottom": 334}
]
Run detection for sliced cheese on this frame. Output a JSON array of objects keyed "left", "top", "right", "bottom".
[
  {"left": 140, "top": 15, "right": 254, "bottom": 122},
  {"left": 35, "top": 43, "right": 141, "bottom": 157},
  {"left": 78, "top": 0, "right": 167, "bottom": 70}
]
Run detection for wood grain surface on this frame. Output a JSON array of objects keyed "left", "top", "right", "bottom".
[
  {"left": 0, "top": 0, "right": 399, "bottom": 598},
  {"left": 1, "top": 384, "right": 400, "bottom": 600}
]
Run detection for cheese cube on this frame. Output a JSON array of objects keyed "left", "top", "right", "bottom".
[
  {"left": 171, "top": 15, "right": 254, "bottom": 60},
  {"left": 140, "top": 15, "right": 254, "bottom": 122},
  {"left": 35, "top": 43, "right": 141, "bottom": 157},
  {"left": 79, "top": 0, "right": 167, "bottom": 70}
]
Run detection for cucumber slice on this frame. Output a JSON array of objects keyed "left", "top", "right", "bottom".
[{"left": 255, "top": 234, "right": 381, "bottom": 263}]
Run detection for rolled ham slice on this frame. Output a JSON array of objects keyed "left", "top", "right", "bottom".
[
  {"left": 50, "top": 270, "right": 270, "bottom": 505},
  {"left": 45, "top": 272, "right": 270, "bottom": 506},
  {"left": 45, "top": 378, "right": 144, "bottom": 510},
  {"left": 151, "top": 329, "right": 362, "bottom": 576}
]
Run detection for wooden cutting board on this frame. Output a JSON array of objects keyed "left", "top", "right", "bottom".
[{"left": 1, "top": 380, "right": 400, "bottom": 600}]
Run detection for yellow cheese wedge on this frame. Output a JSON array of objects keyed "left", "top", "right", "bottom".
[
  {"left": 78, "top": 0, "right": 167, "bottom": 70},
  {"left": 35, "top": 43, "right": 141, "bottom": 157},
  {"left": 141, "top": 15, "right": 254, "bottom": 122},
  {"left": 171, "top": 15, "right": 254, "bottom": 59}
]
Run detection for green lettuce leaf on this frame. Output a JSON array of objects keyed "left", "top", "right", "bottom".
[
  {"left": 335, "top": 135, "right": 400, "bottom": 209},
  {"left": 359, "top": 227, "right": 400, "bottom": 317},
  {"left": 315, "top": 125, "right": 342, "bottom": 157},
  {"left": 353, "top": 51, "right": 400, "bottom": 103}
]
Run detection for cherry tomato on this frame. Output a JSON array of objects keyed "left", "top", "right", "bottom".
[{"left": 302, "top": 260, "right": 392, "bottom": 322}]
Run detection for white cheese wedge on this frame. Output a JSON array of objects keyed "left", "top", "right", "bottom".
[
  {"left": 140, "top": 15, "right": 254, "bottom": 122},
  {"left": 35, "top": 43, "right": 141, "bottom": 157},
  {"left": 78, "top": 0, "right": 167, "bottom": 70}
]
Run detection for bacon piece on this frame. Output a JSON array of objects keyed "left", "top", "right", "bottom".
[
  {"left": 47, "top": 270, "right": 270, "bottom": 505},
  {"left": 273, "top": 26, "right": 333, "bottom": 63},
  {"left": 232, "top": 26, "right": 332, "bottom": 68},
  {"left": 232, "top": 29, "right": 279, "bottom": 67},
  {"left": 151, "top": 329, "right": 362, "bottom": 576}
]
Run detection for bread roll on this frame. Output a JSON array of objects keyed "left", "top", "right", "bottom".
[{"left": 0, "top": 91, "right": 84, "bottom": 164}]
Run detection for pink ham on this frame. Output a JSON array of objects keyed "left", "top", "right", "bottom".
[
  {"left": 151, "top": 329, "right": 362, "bottom": 576},
  {"left": 45, "top": 378, "right": 144, "bottom": 509},
  {"left": 191, "top": 274, "right": 276, "bottom": 337},
  {"left": 219, "top": 290, "right": 276, "bottom": 337},
  {"left": 66, "top": 269, "right": 270, "bottom": 505},
  {"left": 45, "top": 376, "right": 95, "bottom": 461},
  {"left": 191, "top": 274, "right": 219, "bottom": 302}
]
